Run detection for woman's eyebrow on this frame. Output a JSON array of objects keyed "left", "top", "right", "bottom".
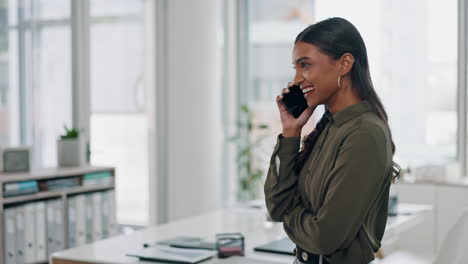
[{"left": 294, "top": 57, "right": 311, "bottom": 64}]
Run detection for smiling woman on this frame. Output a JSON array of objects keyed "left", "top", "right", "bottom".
[{"left": 265, "top": 17, "right": 400, "bottom": 264}]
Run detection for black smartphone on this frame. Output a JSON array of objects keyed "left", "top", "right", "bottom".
[{"left": 280, "top": 85, "right": 308, "bottom": 118}]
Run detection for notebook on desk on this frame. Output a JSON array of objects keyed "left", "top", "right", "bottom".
[
  {"left": 253, "top": 237, "right": 296, "bottom": 255},
  {"left": 126, "top": 245, "right": 217, "bottom": 264},
  {"left": 211, "top": 256, "right": 286, "bottom": 264},
  {"left": 157, "top": 236, "right": 217, "bottom": 250}
]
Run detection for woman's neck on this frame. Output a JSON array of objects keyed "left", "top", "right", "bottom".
[{"left": 326, "top": 82, "right": 362, "bottom": 114}]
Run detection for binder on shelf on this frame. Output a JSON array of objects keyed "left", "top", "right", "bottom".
[
  {"left": 3, "top": 180, "right": 39, "bottom": 197},
  {"left": 107, "top": 190, "right": 118, "bottom": 236},
  {"left": 92, "top": 192, "right": 103, "bottom": 241},
  {"left": 24, "top": 203, "right": 37, "bottom": 262},
  {"left": 85, "top": 194, "right": 94, "bottom": 243},
  {"left": 4, "top": 207, "right": 17, "bottom": 264},
  {"left": 0, "top": 167, "right": 115, "bottom": 263},
  {"left": 53, "top": 199, "right": 65, "bottom": 252},
  {"left": 83, "top": 171, "right": 112, "bottom": 186},
  {"left": 75, "top": 195, "right": 87, "bottom": 246},
  {"left": 101, "top": 190, "right": 110, "bottom": 238},
  {"left": 39, "top": 176, "right": 80, "bottom": 191},
  {"left": 35, "top": 201, "right": 47, "bottom": 262},
  {"left": 15, "top": 205, "right": 25, "bottom": 264},
  {"left": 46, "top": 200, "right": 57, "bottom": 256},
  {"left": 67, "top": 196, "right": 77, "bottom": 248}
]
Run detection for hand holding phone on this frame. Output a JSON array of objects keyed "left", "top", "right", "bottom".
[
  {"left": 276, "top": 84, "right": 315, "bottom": 137},
  {"left": 280, "top": 85, "right": 308, "bottom": 118}
]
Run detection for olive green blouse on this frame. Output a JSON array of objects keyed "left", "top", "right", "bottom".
[{"left": 264, "top": 100, "right": 393, "bottom": 264}]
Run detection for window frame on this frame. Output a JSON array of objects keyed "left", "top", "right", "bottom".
[{"left": 457, "top": 0, "right": 468, "bottom": 177}]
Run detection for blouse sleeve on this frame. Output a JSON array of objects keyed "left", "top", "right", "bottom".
[{"left": 264, "top": 134, "right": 302, "bottom": 222}]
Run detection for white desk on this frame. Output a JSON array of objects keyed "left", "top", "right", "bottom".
[{"left": 51, "top": 203, "right": 432, "bottom": 264}]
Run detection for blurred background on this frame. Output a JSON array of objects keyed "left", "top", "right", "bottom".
[{"left": 0, "top": 0, "right": 464, "bottom": 262}]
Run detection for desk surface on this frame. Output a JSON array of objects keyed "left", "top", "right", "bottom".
[{"left": 51, "top": 203, "right": 432, "bottom": 264}]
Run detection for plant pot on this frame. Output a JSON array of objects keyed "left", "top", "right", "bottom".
[{"left": 57, "top": 137, "right": 86, "bottom": 167}]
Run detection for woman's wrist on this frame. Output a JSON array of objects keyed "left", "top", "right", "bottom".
[{"left": 282, "top": 128, "right": 301, "bottom": 138}]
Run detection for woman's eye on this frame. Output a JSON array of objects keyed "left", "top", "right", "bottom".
[{"left": 300, "top": 62, "right": 311, "bottom": 69}]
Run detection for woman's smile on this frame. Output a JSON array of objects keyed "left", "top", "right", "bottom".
[{"left": 302, "top": 86, "right": 316, "bottom": 97}]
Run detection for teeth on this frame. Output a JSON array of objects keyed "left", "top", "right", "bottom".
[{"left": 302, "top": 87, "right": 315, "bottom": 93}]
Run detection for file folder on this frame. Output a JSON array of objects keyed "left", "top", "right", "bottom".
[
  {"left": 107, "top": 190, "right": 118, "bottom": 236},
  {"left": 24, "top": 203, "right": 37, "bottom": 262},
  {"left": 54, "top": 199, "right": 65, "bottom": 251},
  {"left": 85, "top": 194, "right": 94, "bottom": 243},
  {"left": 15, "top": 205, "right": 25, "bottom": 264},
  {"left": 67, "top": 196, "right": 77, "bottom": 248},
  {"left": 76, "top": 195, "right": 87, "bottom": 246},
  {"left": 92, "top": 192, "right": 103, "bottom": 241},
  {"left": 35, "top": 201, "right": 47, "bottom": 262},
  {"left": 101, "top": 191, "right": 110, "bottom": 238},
  {"left": 46, "top": 200, "right": 57, "bottom": 255},
  {"left": 4, "top": 207, "right": 17, "bottom": 264}
]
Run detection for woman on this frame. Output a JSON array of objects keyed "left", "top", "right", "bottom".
[{"left": 264, "top": 17, "right": 400, "bottom": 264}]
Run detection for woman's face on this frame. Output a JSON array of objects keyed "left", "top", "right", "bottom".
[{"left": 292, "top": 41, "right": 341, "bottom": 108}]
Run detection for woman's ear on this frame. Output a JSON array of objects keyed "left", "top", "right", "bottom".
[{"left": 338, "top": 53, "right": 355, "bottom": 76}]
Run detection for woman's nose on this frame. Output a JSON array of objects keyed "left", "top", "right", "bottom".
[{"left": 293, "top": 71, "right": 304, "bottom": 85}]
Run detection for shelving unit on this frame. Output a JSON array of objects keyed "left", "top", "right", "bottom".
[{"left": 0, "top": 166, "right": 116, "bottom": 264}]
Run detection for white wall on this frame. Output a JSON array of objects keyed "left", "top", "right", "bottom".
[{"left": 165, "top": 0, "right": 223, "bottom": 221}]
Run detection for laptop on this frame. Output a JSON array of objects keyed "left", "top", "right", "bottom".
[{"left": 253, "top": 237, "right": 296, "bottom": 256}]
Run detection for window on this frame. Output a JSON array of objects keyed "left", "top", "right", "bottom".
[
  {"left": 7, "top": 0, "right": 73, "bottom": 167},
  {"left": 315, "top": 0, "right": 458, "bottom": 168},
  {"left": 236, "top": 0, "right": 459, "bottom": 194},
  {"left": 3, "top": 0, "right": 152, "bottom": 226},
  {"left": 238, "top": 0, "right": 318, "bottom": 199},
  {"left": 0, "top": 1, "right": 19, "bottom": 146},
  {"left": 89, "top": 0, "right": 149, "bottom": 225}
]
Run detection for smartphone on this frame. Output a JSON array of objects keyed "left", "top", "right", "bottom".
[{"left": 280, "top": 85, "right": 308, "bottom": 118}]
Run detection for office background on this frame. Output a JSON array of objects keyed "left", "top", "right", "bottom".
[{"left": 0, "top": 1, "right": 463, "bottom": 261}]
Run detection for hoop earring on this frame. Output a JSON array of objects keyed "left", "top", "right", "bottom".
[{"left": 337, "top": 75, "right": 342, "bottom": 88}]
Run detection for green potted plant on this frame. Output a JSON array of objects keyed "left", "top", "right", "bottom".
[
  {"left": 57, "top": 125, "right": 86, "bottom": 167},
  {"left": 228, "top": 105, "right": 270, "bottom": 202}
]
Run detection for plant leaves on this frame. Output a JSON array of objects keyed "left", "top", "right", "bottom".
[{"left": 240, "top": 105, "right": 249, "bottom": 113}]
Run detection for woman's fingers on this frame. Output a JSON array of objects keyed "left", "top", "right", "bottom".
[
  {"left": 296, "top": 106, "right": 316, "bottom": 123},
  {"left": 282, "top": 88, "right": 290, "bottom": 95},
  {"left": 276, "top": 95, "right": 284, "bottom": 108},
  {"left": 276, "top": 95, "right": 289, "bottom": 113},
  {"left": 276, "top": 94, "right": 282, "bottom": 103},
  {"left": 299, "top": 106, "right": 313, "bottom": 118}
]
